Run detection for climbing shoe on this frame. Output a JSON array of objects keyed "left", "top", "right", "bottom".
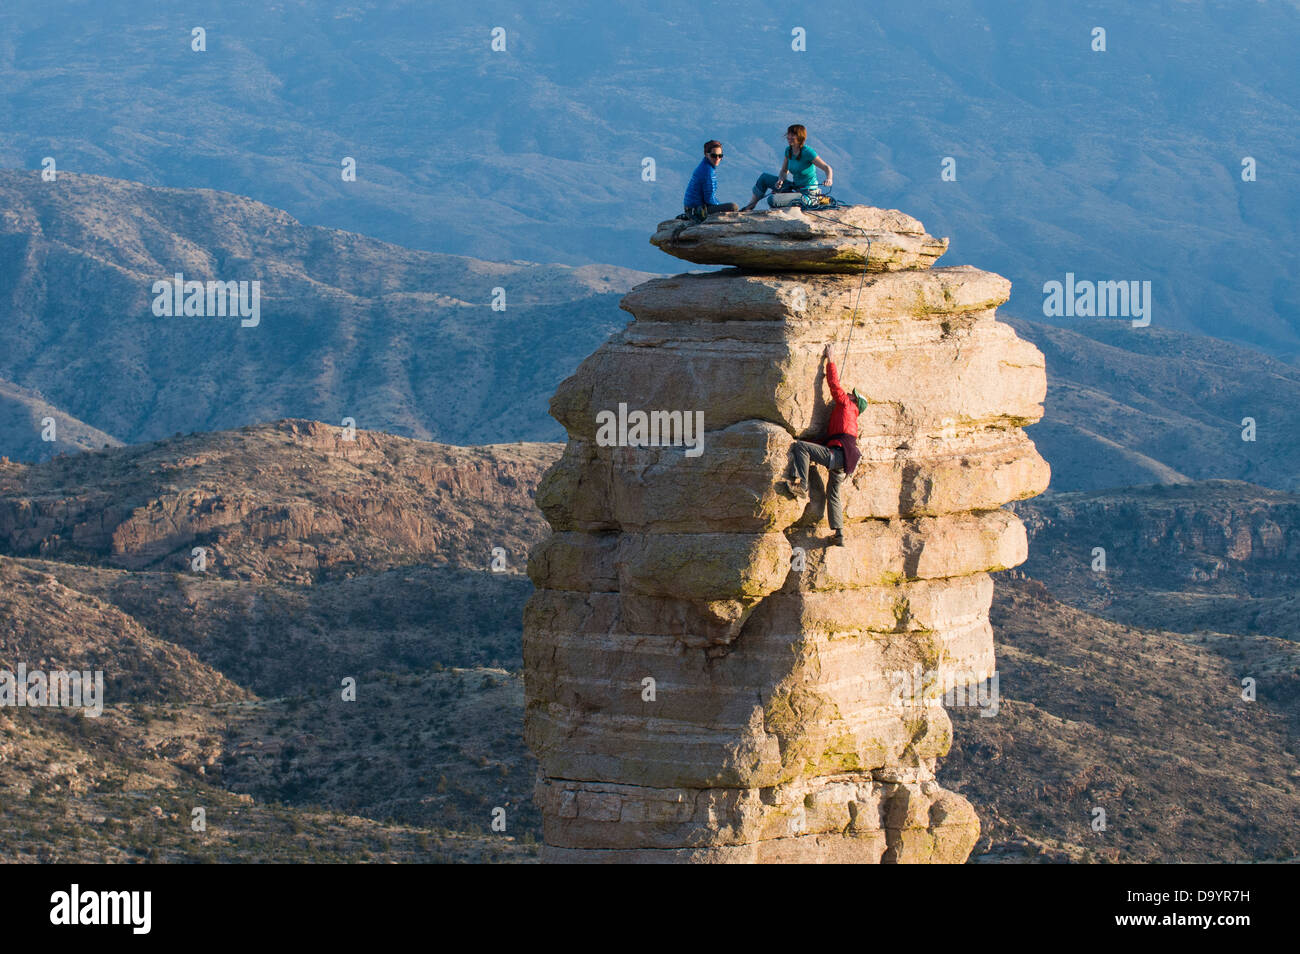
[
  {"left": 830, "top": 530, "right": 846, "bottom": 547},
  {"left": 777, "top": 479, "right": 808, "bottom": 501}
]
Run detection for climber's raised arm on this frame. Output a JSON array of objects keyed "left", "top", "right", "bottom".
[{"left": 823, "top": 344, "right": 850, "bottom": 407}]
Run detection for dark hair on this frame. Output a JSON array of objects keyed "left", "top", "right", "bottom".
[
  {"left": 786, "top": 124, "right": 807, "bottom": 148},
  {"left": 703, "top": 140, "right": 723, "bottom": 154}
]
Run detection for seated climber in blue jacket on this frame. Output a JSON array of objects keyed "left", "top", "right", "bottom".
[{"left": 683, "top": 140, "right": 739, "bottom": 220}]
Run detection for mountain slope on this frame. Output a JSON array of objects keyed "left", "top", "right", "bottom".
[
  {"left": 1013, "top": 480, "right": 1300, "bottom": 639},
  {"left": 5, "top": 173, "right": 1299, "bottom": 497},
  {"left": 1007, "top": 316, "right": 1300, "bottom": 492},
  {"left": 0, "top": 420, "right": 561, "bottom": 861},
  {"left": 0, "top": 377, "right": 122, "bottom": 463},
  {"left": 0, "top": 171, "right": 655, "bottom": 449},
  {"left": 947, "top": 576, "right": 1300, "bottom": 863}
]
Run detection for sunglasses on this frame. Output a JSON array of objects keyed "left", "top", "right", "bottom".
[{"left": 709, "top": 152, "right": 723, "bottom": 158}]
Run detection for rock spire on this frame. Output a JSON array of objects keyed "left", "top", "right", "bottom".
[{"left": 525, "top": 206, "right": 1049, "bottom": 862}]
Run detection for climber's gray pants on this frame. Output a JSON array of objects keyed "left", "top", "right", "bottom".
[{"left": 787, "top": 441, "right": 846, "bottom": 530}]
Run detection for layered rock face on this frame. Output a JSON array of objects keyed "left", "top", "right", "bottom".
[{"left": 525, "top": 207, "right": 1049, "bottom": 863}]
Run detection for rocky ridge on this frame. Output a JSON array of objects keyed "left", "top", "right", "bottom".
[
  {"left": 1012, "top": 480, "right": 1300, "bottom": 637},
  {"left": 524, "top": 207, "right": 1050, "bottom": 862},
  {"left": 0, "top": 418, "right": 555, "bottom": 582}
]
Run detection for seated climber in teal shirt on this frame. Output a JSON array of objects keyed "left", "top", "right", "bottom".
[{"left": 741, "top": 123, "right": 834, "bottom": 211}]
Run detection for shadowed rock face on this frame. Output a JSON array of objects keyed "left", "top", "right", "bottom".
[{"left": 525, "top": 206, "right": 1048, "bottom": 863}]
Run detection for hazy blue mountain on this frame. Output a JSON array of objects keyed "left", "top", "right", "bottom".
[
  {"left": 1006, "top": 316, "right": 1300, "bottom": 493},
  {"left": 1, "top": 0, "right": 1295, "bottom": 356},
  {"left": 3, "top": 171, "right": 1298, "bottom": 494},
  {"left": 0, "top": 377, "right": 122, "bottom": 462},
  {"left": 0, "top": 171, "right": 654, "bottom": 448}
]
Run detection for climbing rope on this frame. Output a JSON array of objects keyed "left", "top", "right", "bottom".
[
  {"left": 800, "top": 197, "right": 873, "bottom": 375},
  {"left": 675, "top": 187, "right": 875, "bottom": 376}
]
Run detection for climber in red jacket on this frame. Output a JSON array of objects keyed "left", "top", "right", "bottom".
[{"left": 777, "top": 344, "right": 867, "bottom": 546}]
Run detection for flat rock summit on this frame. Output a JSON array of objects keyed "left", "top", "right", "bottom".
[
  {"left": 525, "top": 206, "right": 1049, "bottom": 863},
  {"left": 650, "top": 204, "right": 948, "bottom": 272}
]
